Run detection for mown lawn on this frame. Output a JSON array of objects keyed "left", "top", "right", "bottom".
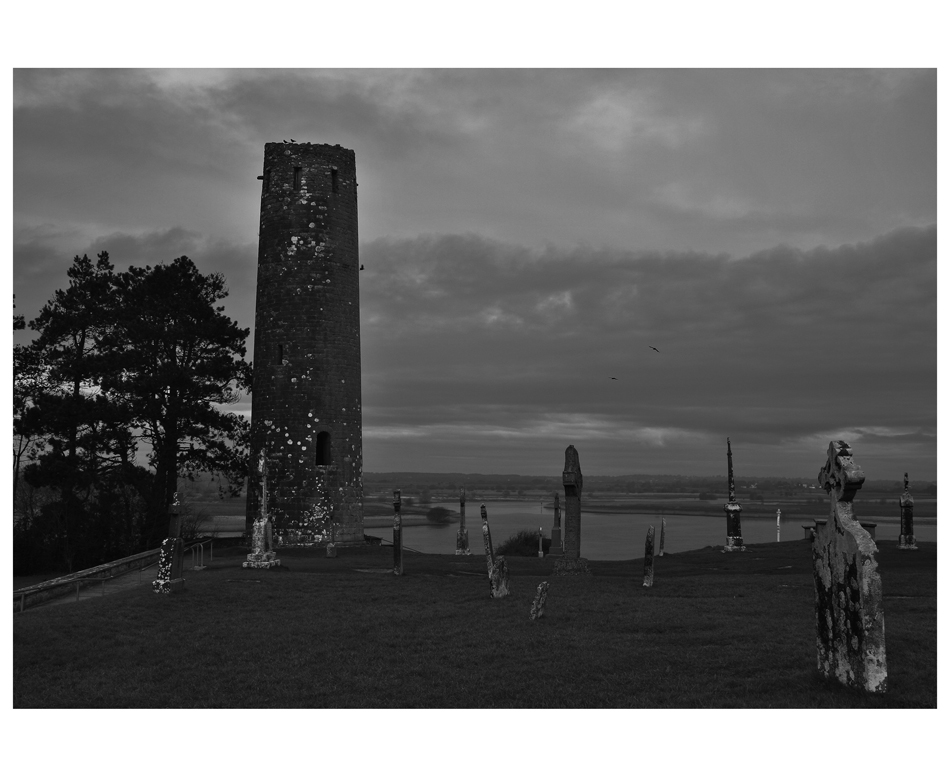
[{"left": 12, "top": 539, "right": 936, "bottom": 708}]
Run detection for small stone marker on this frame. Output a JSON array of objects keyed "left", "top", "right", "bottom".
[
  {"left": 553, "top": 445, "right": 591, "bottom": 575},
  {"left": 538, "top": 526, "right": 544, "bottom": 557},
  {"left": 550, "top": 492, "right": 562, "bottom": 554},
  {"left": 658, "top": 515, "right": 666, "bottom": 557},
  {"left": 813, "top": 440, "right": 887, "bottom": 693},
  {"left": 722, "top": 438, "right": 745, "bottom": 551},
  {"left": 481, "top": 504, "right": 510, "bottom": 598},
  {"left": 456, "top": 487, "right": 471, "bottom": 555},
  {"left": 898, "top": 472, "right": 917, "bottom": 550},
  {"left": 393, "top": 490, "right": 403, "bottom": 576},
  {"left": 643, "top": 525, "right": 655, "bottom": 587},
  {"left": 244, "top": 456, "right": 281, "bottom": 569},
  {"left": 530, "top": 581, "right": 550, "bottom": 620}
]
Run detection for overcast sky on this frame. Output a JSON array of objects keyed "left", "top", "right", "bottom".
[{"left": 12, "top": 68, "right": 937, "bottom": 480}]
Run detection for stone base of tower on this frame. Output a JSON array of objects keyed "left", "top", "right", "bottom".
[{"left": 723, "top": 536, "right": 746, "bottom": 552}]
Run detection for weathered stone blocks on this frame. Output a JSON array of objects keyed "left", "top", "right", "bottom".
[
  {"left": 812, "top": 440, "right": 887, "bottom": 693},
  {"left": 247, "top": 142, "right": 364, "bottom": 547},
  {"left": 554, "top": 446, "right": 591, "bottom": 575},
  {"left": 481, "top": 504, "right": 509, "bottom": 598},
  {"left": 530, "top": 581, "right": 550, "bottom": 620}
]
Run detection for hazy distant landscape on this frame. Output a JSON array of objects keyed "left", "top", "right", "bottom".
[{"left": 180, "top": 469, "right": 936, "bottom": 530}]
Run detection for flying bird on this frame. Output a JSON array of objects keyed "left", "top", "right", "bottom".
[
  {"left": 610, "top": 377, "right": 618, "bottom": 380},
  {"left": 649, "top": 346, "right": 660, "bottom": 353}
]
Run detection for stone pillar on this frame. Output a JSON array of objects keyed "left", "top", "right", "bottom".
[
  {"left": 723, "top": 437, "right": 745, "bottom": 551},
  {"left": 553, "top": 446, "right": 591, "bottom": 576},
  {"left": 538, "top": 526, "right": 544, "bottom": 558},
  {"left": 776, "top": 508, "right": 782, "bottom": 542},
  {"left": 813, "top": 440, "right": 887, "bottom": 693},
  {"left": 393, "top": 490, "right": 403, "bottom": 576},
  {"left": 658, "top": 515, "right": 667, "bottom": 557},
  {"left": 481, "top": 504, "right": 509, "bottom": 598},
  {"left": 643, "top": 525, "right": 655, "bottom": 587},
  {"left": 562, "top": 446, "right": 582, "bottom": 558},
  {"left": 898, "top": 472, "right": 917, "bottom": 550},
  {"left": 550, "top": 492, "right": 562, "bottom": 554},
  {"left": 530, "top": 581, "right": 550, "bottom": 620},
  {"left": 244, "top": 455, "right": 280, "bottom": 569},
  {"left": 456, "top": 487, "right": 471, "bottom": 555}
]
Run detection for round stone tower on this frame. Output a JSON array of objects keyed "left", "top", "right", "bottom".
[{"left": 246, "top": 142, "right": 364, "bottom": 545}]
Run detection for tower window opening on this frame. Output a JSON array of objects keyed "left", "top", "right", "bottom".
[
  {"left": 316, "top": 432, "right": 331, "bottom": 466},
  {"left": 331, "top": 169, "right": 339, "bottom": 193},
  {"left": 278, "top": 344, "right": 284, "bottom": 363},
  {"left": 293, "top": 167, "right": 302, "bottom": 190}
]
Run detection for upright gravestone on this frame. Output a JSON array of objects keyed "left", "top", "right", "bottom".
[
  {"left": 153, "top": 492, "right": 186, "bottom": 594},
  {"left": 481, "top": 504, "right": 510, "bottom": 598},
  {"left": 456, "top": 487, "right": 471, "bottom": 555},
  {"left": 553, "top": 445, "right": 591, "bottom": 575},
  {"left": 243, "top": 454, "right": 281, "bottom": 569},
  {"left": 898, "top": 473, "right": 917, "bottom": 550},
  {"left": 550, "top": 493, "right": 563, "bottom": 554},
  {"left": 776, "top": 508, "right": 782, "bottom": 542},
  {"left": 723, "top": 437, "right": 745, "bottom": 551},
  {"left": 658, "top": 515, "right": 667, "bottom": 557},
  {"left": 643, "top": 525, "right": 655, "bottom": 588},
  {"left": 813, "top": 440, "right": 887, "bottom": 693},
  {"left": 538, "top": 527, "right": 544, "bottom": 558},
  {"left": 393, "top": 489, "right": 403, "bottom": 576}
]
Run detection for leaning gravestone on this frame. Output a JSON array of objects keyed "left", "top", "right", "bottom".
[
  {"left": 553, "top": 445, "right": 591, "bottom": 575},
  {"left": 481, "top": 504, "right": 510, "bottom": 598},
  {"left": 813, "top": 440, "right": 887, "bottom": 693},
  {"left": 898, "top": 472, "right": 917, "bottom": 550},
  {"left": 530, "top": 581, "right": 550, "bottom": 620}
]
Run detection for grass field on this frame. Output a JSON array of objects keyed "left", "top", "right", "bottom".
[{"left": 12, "top": 538, "right": 936, "bottom": 708}]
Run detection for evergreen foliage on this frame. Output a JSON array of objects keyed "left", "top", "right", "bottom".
[{"left": 14, "top": 253, "right": 251, "bottom": 574}]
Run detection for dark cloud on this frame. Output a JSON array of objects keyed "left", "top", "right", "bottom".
[
  {"left": 12, "top": 69, "right": 936, "bottom": 478},
  {"left": 357, "top": 226, "right": 935, "bottom": 476}
]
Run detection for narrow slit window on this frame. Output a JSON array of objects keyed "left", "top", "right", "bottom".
[
  {"left": 331, "top": 169, "right": 339, "bottom": 193},
  {"left": 278, "top": 344, "right": 284, "bottom": 363},
  {"left": 293, "top": 167, "right": 302, "bottom": 190},
  {"left": 316, "top": 432, "right": 331, "bottom": 466}
]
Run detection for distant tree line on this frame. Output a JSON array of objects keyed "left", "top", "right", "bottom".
[{"left": 14, "top": 253, "right": 251, "bottom": 575}]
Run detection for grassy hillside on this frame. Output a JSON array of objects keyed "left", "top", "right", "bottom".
[{"left": 13, "top": 539, "right": 935, "bottom": 708}]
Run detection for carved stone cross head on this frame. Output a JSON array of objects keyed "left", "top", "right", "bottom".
[{"left": 818, "top": 440, "right": 865, "bottom": 503}]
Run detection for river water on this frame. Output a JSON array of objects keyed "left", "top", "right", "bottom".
[{"left": 380, "top": 500, "right": 937, "bottom": 560}]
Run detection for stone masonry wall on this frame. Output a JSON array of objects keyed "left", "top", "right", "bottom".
[{"left": 246, "top": 143, "right": 364, "bottom": 544}]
